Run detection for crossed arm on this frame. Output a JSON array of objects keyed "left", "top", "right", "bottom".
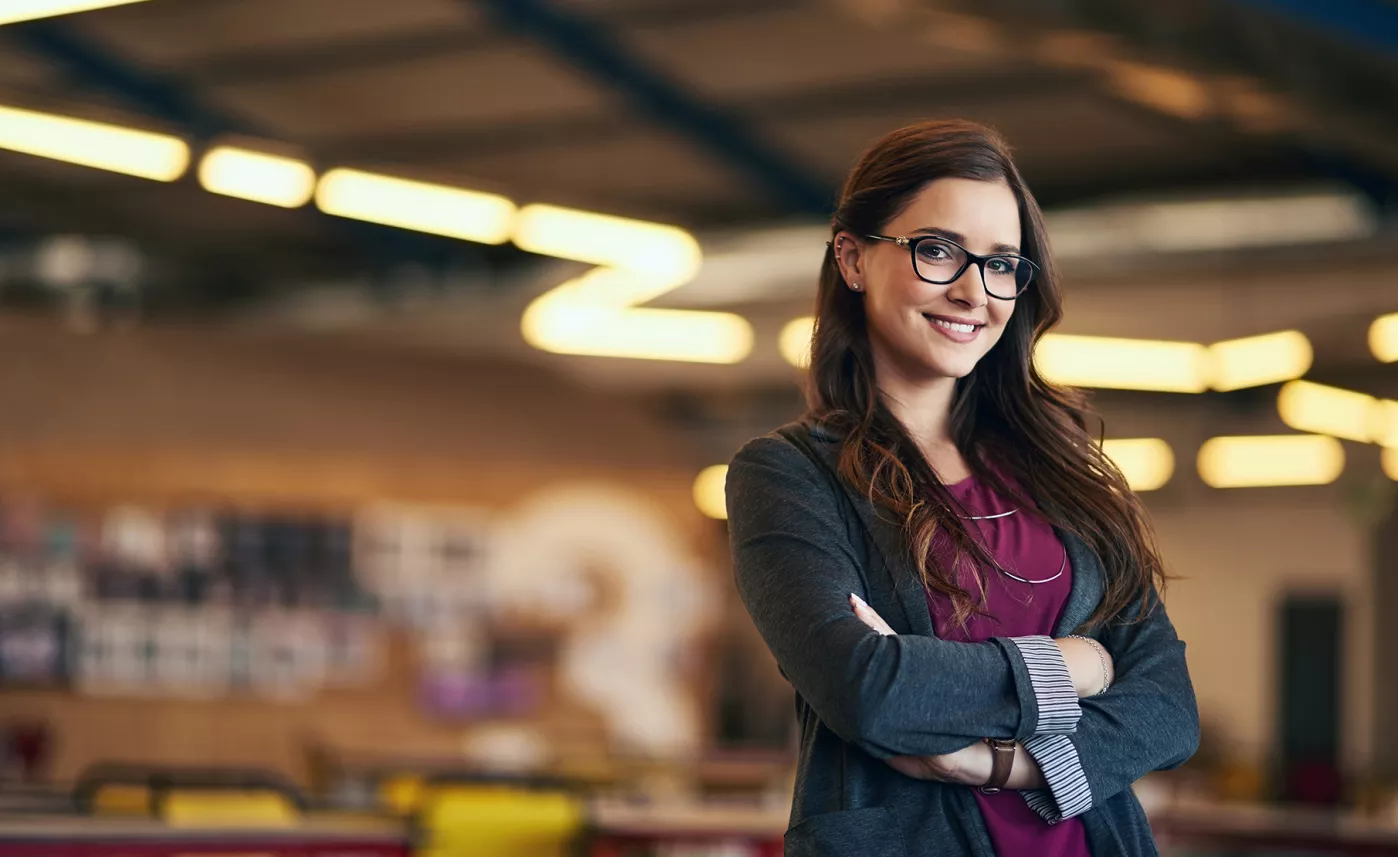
[{"left": 728, "top": 436, "right": 1199, "bottom": 822}]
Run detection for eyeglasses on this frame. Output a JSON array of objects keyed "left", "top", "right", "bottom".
[{"left": 864, "top": 233, "right": 1038, "bottom": 300}]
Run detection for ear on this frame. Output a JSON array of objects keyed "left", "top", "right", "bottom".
[{"left": 832, "top": 231, "right": 866, "bottom": 289}]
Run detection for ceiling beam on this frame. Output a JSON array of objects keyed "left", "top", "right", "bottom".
[{"left": 472, "top": 0, "right": 832, "bottom": 217}]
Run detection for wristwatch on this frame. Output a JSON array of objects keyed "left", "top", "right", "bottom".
[{"left": 979, "top": 738, "right": 1016, "bottom": 794}]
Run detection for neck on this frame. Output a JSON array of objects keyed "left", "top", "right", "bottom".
[{"left": 873, "top": 349, "right": 959, "bottom": 455}]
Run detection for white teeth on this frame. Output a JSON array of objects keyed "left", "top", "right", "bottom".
[{"left": 930, "top": 318, "right": 976, "bottom": 334}]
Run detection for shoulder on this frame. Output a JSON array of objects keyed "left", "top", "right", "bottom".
[{"left": 727, "top": 420, "right": 845, "bottom": 510}]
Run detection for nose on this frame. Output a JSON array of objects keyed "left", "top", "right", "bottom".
[{"left": 946, "top": 261, "right": 989, "bottom": 309}]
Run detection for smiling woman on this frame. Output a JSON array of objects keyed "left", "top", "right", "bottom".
[{"left": 726, "top": 120, "right": 1198, "bottom": 857}]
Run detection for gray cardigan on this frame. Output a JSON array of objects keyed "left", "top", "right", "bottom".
[{"left": 726, "top": 421, "right": 1199, "bottom": 857}]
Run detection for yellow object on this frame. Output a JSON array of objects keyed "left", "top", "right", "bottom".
[
  {"left": 1208, "top": 330, "right": 1312, "bottom": 391},
  {"left": 1197, "top": 434, "right": 1345, "bottom": 488},
  {"left": 1371, "top": 313, "right": 1398, "bottom": 363},
  {"left": 1101, "top": 438, "right": 1174, "bottom": 492},
  {"left": 160, "top": 790, "right": 299, "bottom": 828},
  {"left": 1277, "top": 380, "right": 1379, "bottom": 443},
  {"left": 316, "top": 168, "right": 516, "bottom": 244},
  {"left": 0, "top": 0, "right": 151, "bottom": 26},
  {"left": 90, "top": 783, "right": 151, "bottom": 815},
  {"left": 1035, "top": 334, "right": 1212, "bottom": 393},
  {"left": 199, "top": 146, "right": 316, "bottom": 208},
  {"left": 418, "top": 785, "right": 585, "bottom": 857},
  {"left": 693, "top": 465, "right": 729, "bottom": 520},
  {"left": 1383, "top": 448, "right": 1398, "bottom": 482},
  {"left": 378, "top": 774, "right": 426, "bottom": 816},
  {"left": 779, "top": 316, "right": 816, "bottom": 369},
  {"left": 0, "top": 103, "right": 188, "bottom": 181}
]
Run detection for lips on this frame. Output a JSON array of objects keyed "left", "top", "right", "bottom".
[{"left": 922, "top": 313, "right": 984, "bottom": 343}]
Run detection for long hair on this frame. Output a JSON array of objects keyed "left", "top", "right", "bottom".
[{"left": 807, "top": 119, "right": 1164, "bottom": 630}]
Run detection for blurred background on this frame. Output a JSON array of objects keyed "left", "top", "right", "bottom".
[{"left": 0, "top": 0, "right": 1395, "bottom": 855}]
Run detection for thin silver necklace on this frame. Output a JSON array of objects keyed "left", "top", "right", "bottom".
[{"left": 956, "top": 506, "right": 1067, "bottom": 585}]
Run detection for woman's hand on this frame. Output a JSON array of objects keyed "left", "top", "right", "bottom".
[
  {"left": 849, "top": 593, "right": 896, "bottom": 635},
  {"left": 887, "top": 741, "right": 993, "bottom": 785}
]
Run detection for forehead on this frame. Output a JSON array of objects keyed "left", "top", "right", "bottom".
[{"left": 885, "top": 178, "right": 1022, "bottom": 250}]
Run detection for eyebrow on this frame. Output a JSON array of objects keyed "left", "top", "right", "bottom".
[{"left": 908, "top": 226, "right": 1021, "bottom": 256}]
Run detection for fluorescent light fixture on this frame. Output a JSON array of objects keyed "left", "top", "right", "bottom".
[
  {"left": 512, "top": 204, "right": 702, "bottom": 284},
  {"left": 693, "top": 465, "right": 729, "bottom": 520},
  {"left": 780, "top": 316, "right": 816, "bottom": 368},
  {"left": 315, "top": 168, "right": 515, "bottom": 244},
  {"left": 1373, "top": 399, "right": 1398, "bottom": 448},
  {"left": 1276, "top": 381, "right": 1378, "bottom": 443},
  {"left": 1209, "top": 330, "right": 1311, "bottom": 391},
  {"left": 1384, "top": 447, "right": 1398, "bottom": 482},
  {"left": 0, "top": 103, "right": 187, "bottom": 181},
  {"left": 198, "top": 146, "right": 315, "bottom": 208},
  {"left": 521, "top": 268, "right": 752, "bottom": 364},
  {"left": 1371, "top": 313, "right": 1398, "bottom": 363},
  {"left": 1101, "top": 438, "right": 1174, "bottom": 492},
  {"left": 0, "top": 0, "right": 150, "bottom": 26},
  {"left": 515, "top": 210, "right": 743, "bottom": 363},
  {"left": 1197, "top": 435, "right": 1344, "bottom": 488},
  {"left": 1035, "top": 334, "right": 1211, "bottom": 392}
]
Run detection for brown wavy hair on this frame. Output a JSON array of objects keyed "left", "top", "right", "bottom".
[{"left": 806, "top": 119, "right": 1164, "bottom": 631}]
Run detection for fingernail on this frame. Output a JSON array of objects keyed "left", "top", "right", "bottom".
[{"left": 850, "top": 593, "right": 865, "bottom": 606}]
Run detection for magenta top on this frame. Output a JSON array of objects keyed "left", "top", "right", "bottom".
[{"left": 925, "top": 473, "right": 1091, "bottom": 857}]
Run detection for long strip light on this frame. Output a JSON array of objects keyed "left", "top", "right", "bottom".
[
  {"left": 0, "top": 0, "right": 151, "bottom": 26},
  {"left": 1208, "top": 330, "right": 1311, "bottom": 392},
  {"left": 515, "top": 204, "right": 752, "bottom": 364},
  {"left": 1035, "top": 334, "right": 1211, "bottom": 392},
  {"left": 316, "top": 168, "right": 515, "bottom": 244},
  {"left": 0, "top": 104, "right": 187, "bottom": 181},
  {"left": 1198, "top": 435, "right": 1345, "bottom": 488},
  {"left": 1277, "top": 380, "right": 1384, "bottom": 443},
  {"left": 198, "top": 146, "right": 315, "bottom": 208},
  {"left": 1101, "top": 438, "right": 1174, "bottom": 491},
  {"left": 1371, "top": 313, "right": 1398, "bottom": 363}
]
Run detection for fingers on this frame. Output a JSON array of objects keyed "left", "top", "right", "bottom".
[{"left": 849, "top": 593, "right": 896, "bottom": 636}]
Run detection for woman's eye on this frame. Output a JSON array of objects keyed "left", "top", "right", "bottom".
[{"left": 987, "top": 258, "right": 1017, "bottom": 274}]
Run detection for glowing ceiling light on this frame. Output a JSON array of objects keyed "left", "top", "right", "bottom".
[
  {"left": 1035, "top": 334, "right": 1211, "bottom": 392},
  {"left": 1373, "top": 399, "right": 1398, "bottom": 449},
  {"left": 1197, "top": 435, "right": 1344, "bottom": 488},
  {"left": 521, "top": 268, "right": 752, "bottom": 364},
  {"left": 0, "top": 103, "right": 187, "bottom": 181},
  {"left": 315, "top": 168, "right": 515, "bottom": 244},
  {"left": 512, "top": 203, "right": 702, "bottom": 284},
  {"left": 198, "top": 146, "right": 315, "bottom": 208},
  {"left": 1101, "top": 438, "right": 1174, "bottom": 492},
  {"left": 0, "top": 0, "right": 151, "bottom": 26},
  {"left": 1209, "top": 330, "right": 1312, "bottom": 391},
  {"left": 1383, "top": 447, "right": 1398, "bottom": 482},
  {"left": 514, "top": 208, "right": 747, "bottom": 364},
  {"left": 779, "top": 316, "right": 816, "bottom": 368},
  {"left": 1276, "top": 381, "right": 1378, "bottom": 443},
  {"left": 693, "top": 465, "right": 729, "bottom": 520},
  {"left": 1371, "top": 313, "right": 1398, "bottom": 363}
]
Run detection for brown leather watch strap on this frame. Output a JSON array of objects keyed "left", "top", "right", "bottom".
[{"left": 978, "top": 738, "right": 1016, "bottom": 794}]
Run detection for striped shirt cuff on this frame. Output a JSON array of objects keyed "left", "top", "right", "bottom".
[
  {"left": 1022, "top": 733, "right": 1093, "bottom": 823},
  {"left": 1008, "top": 635, "right": 1081, "bottom": 735}
]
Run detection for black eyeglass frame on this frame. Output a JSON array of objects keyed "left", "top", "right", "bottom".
[{"left": 862, "top": 233, "right": 1038, "bottom": 300}]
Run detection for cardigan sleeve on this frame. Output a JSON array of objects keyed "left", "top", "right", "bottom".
[
  {"left": 727, "top": 435, "right": 1058, "bottom": 759},
  {"left": 1020, "top": 587, "right": 1199, "bottom": 822}
]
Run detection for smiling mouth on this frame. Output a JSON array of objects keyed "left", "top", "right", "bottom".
[{"left": 922, "top": 313, "right": 982, "bottom": 334}]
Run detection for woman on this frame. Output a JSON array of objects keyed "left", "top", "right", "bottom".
[{"left": 725, "top": 120, "right": 1198, "bottom": 857}]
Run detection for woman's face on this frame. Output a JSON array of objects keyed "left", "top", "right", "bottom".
[{"left": 836, "top": 178, "right": 1021, "bottom": 384}]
